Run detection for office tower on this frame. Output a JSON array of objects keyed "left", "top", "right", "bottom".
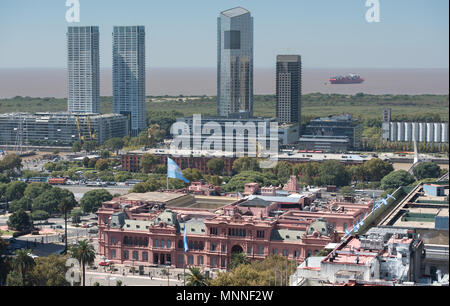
[
  {"left": 217, "top": 7, "right": 254, "bottom": 118},
  {"left": 67, "top": 26, "right": 100, "bottom": 114},
  {"left": 276, "top": 55, "right": 302, "bottom": 124},
  {"left": 113, "top": 26, "right": 146, "bottom": 137}
]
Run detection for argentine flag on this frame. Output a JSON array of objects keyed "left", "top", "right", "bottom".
[
  {"left": 167, "top": 157, "right": 190, "bottom": 183},
  {"left": 183, "top": 226, "right": 189, "bottom": 253}
]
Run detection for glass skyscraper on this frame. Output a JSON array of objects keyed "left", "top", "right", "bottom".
[
  {"left": 217, "top": 7, "right": 254, "bottom": 118},
  {"left": 113, "top": 26, "right": 146, "bottom": 137},
  {"left": 67, "top": 26, "right": 100, "bottom": 114}
]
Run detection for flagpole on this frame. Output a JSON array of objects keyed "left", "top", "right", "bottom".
[
  {"left": 167, "top": 158, "right": 169, "bottom": 190},
  {"left": 184, "top": 253, "right": 186, "bottom": 286}
]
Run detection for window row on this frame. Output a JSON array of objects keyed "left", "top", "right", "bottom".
[{"left": 122, "top": 236, "right": 148, "bottom": 246}]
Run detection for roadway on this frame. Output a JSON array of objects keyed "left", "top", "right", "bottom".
[{"left": 84, "top": 271, "right": 184, "bottom": 286}]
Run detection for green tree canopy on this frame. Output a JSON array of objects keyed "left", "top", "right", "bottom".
[
  {"left": 31, "top": 210, "right": 50, "bottom": 222},
  {"left": 293, "top": 162, "right": 320, "bottom": 186},
  {"left": 182, "top": 168, "right": 203, "bottom": 182},
  {"left": 348, "top": 165, "right": 366, "bottom": 182},
  {"left": 413, "top": 162, "right": 441, "bottom": 180},
  {"left": 317, "top": 160, "right": 351, "bottom": 187},
  {"left": 103, "top": 137, "right": 124, "bottom": 154},
  {"left": 380, "top": 170, "right": 416, "bottom": 190},
  {"left": 9, "top": 197, "right": 31, "bottom": 213},
  {"left": 131, "top": 178, "right": 163, "bottom": 193},
  {"left": 0, "top": 154, "right": 22, "bottom": 172},
  {"left": 211, "top": 255, "right": 296, "bottom": 286},
  {"left": 24, "top": 183, "right": 52, "bottom": 201},
  {"left": 95, "top": 159, "right": 109, "bottom": 171},
  {"left": 5, "top": 181, "right": 27, "bottom": 202},
  {"left": 80, "top": 189, "right": 113, "bottom": 213},
  {"left": 340, "top": 186, "right": 356, "bottom": 197},
  {"left": 232, "top": 157, "right": 260, "bottom": 173},
  {"left": 72, "top": 141, "right": 82, "bottom": 153},
  {"left": 275, "top": 162, "right": 293, "bottom": 183},
  {"left": 223, "top": 171, "right": 279, "bottom": 193},
  {"left": 27, "top": 255, "right": 70, "bottom": 286},
  {"left": 83, "top": 141, "right": 98, "bottom": 153},
  {"left": 7, "top": 209, "right": 32, "bottom": 232},
  {"left": 207, "top": 158, "right": 225, "bottom": 175},
  {"left": 114, "top": 171, "right": 132, "bottom": 182},
  {"left": 229, "top": 252, "right": 250, "bottom": 270},
  {"left": 205, "top": 175, "right": 223, "bottom": 187},
  {"left": 363, "top": 158, "right": 394, "bottom": 182},
  {"left": 11, "top": 249, "right": 35, "bottom": 286},
  {"left": 186, "top": 267, "right": 209, "bottom": 286},
  {"left": 0, "top": 174, "right": 10, "bottom": 184},
  {"left": 32, "top": 188, "right": 75, "bottom": 215},
  {"left": 140, "top": 154, "right": 160, "bottom": 173},
  {"left": 82, "top": 157, "right": 90, "bottom": 168},
  {"left": 0, "top": 183, "right": 7, "bottom": 201}
]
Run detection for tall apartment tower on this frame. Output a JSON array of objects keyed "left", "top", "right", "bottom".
[
  {"left": 217, "top": 7, "right": 254, "bottom": 118},
  {"left": 67, "top": 26, "right": 100, "bottom": 114},
  {"left": 276, "top": 55, "right": 302, "bottom": 124},
  {"left": 113, "top": 26, "right": 146, "bottom": 137}
]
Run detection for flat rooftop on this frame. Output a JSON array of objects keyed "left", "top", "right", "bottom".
[{"left": 116, "top": 192, "right": 238, "bottom": 211}]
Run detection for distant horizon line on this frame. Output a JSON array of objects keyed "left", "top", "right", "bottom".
[
  {"left": 3, "top": 92, "right": 449, "bottom": 99},
  {"left": 1, "top": 67, "right": 449, "bottom": 70}
]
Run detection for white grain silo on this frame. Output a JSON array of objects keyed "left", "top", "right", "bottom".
[
  {"left": 412, "top": 122, "right": 419, "bottom": 142},
  {"left": 419, "top": 122, "right": 427, "bottom": 142},
  {"left": 427, "top": 123, "right": 434, "bottom": 143},
  {"left": 404, "top": 122, "right": 412, "bottom": 142},
  {"left": 390, "top": 122, "right": 398, "bottom": 142},
  {"left": 434, "top": 123, "right": 442, "bottom": 143},
  {"left": 442, "top": 123, "right": 449, "bottom": 143},
  {"left": 398, "top": 122, "right": 405, "bottom": 142}
]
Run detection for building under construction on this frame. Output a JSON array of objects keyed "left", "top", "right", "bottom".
[{"left": 0, "top": 112, "right": 128, "bottom": 147}]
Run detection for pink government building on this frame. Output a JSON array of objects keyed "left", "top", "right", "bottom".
[{"left": 97, "top": 178, "right": 373, "bottom": 270}]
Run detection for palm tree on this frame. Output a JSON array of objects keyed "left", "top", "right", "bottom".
[
  {"left": 229, "top": 252, "right": 250, "bottom": 270},
  {"left": 58, "top": 197, "right": 75, "bottom": 253},
  {"left": 186, "top": 267, "right": 208, "bottom": 286},
  {"left": 70, "top": 240, "right": 95, "bottom": 286},
  {"left": 13, "top": 249, "right": 35, "bottom": 286}
]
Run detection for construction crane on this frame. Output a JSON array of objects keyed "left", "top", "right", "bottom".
[
  {"left": 86, "top": 116, "right": 96, "bottom": 140},
  {"left": 75, "top": 116, "right": 88, "bottom": 144}
]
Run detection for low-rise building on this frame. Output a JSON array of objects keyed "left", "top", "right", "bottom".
[
  {"left": 290, "top": 227, "right": 425, "bottom": 286},
  {"left": 188, "top": 181, "right": 221, "bottom": 196},
  {"left": 0, "top": 112, "right": 129, "bottom": 146},
  {"left": 302, "top": 113, "right": 363, "bottom": 149},
  {"left": 97, "top": 192, "right": 341, "bottom": 270}
]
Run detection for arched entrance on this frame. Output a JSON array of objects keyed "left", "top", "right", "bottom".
[{"left": 231, "top": 245, "right": 244, "bottom": 254}]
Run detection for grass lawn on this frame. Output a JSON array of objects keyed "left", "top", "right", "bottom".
[{"left": 0, "top": 230, "right": 15, "bottom": 236}]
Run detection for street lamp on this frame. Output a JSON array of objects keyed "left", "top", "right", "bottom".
[{"left": 166, "top": 262, "right": 171, "bottom": 286}]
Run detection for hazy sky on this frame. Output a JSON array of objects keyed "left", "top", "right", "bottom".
[{"left": 0, "top": 0, "right": 448, "bottom": 69}]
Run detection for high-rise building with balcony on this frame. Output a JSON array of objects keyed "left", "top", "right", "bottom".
[
  {"left": 217, "top": 7, "right": 254, "bottom": 118},
  {"left": 113, "top": 26, "right": 146, "bottom": 137},
  {"left": 67, "top": 26, "right": 100, "bottom": 114},
  {"left": 276, "top": 55, "right": 302, "bottom": 124}
]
